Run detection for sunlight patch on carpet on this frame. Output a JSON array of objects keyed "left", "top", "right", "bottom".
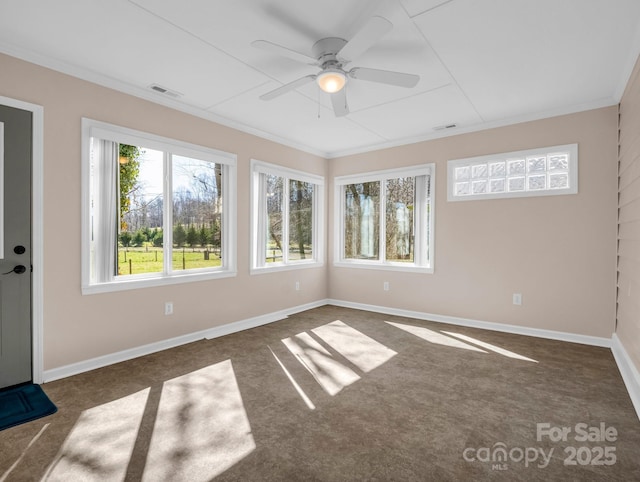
[
  {"left": 269, "top": 346, "right": 316, "bottom": 410},
  {"left": 43, "top": 388, "right": 149, "bottom": 481},
  {"left": 0, "top": 423, "right": 50, "bottom": 481},
  {"left": 385, "top": 321, "right": 487, "bottom": 353},
  {"left": 312, "top": 320, "right": 397, "bottom": 372},
  {"left": 142, "top": 359, "right": 255, "bottom": 482},
  {"left": 442, "top": 331, "right": 538, "bottom": 362},
  {"left": 282, "top": 332, "right": 360, "bottom": 396}
]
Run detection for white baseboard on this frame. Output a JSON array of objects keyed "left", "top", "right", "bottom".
[
  {"left": 43, "top": 297, "right": 638, "bottom": 421},
  {"left": 203, "top": 299, "right": 328, "bottom": 340},
  {"left": 327, "top": 299, "right": 612, "bottom": 348},
  {"left": 611, "top": 334, "right": 640, "bottom": 421},
  {"left": 43, "top": 329, "right": 210, "bottom": 382},
  {"left": 43, "top": 299, "right": 328, "bottom": 382}
]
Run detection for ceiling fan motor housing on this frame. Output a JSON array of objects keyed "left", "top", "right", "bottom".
[{"left": 312, "top": 37, "right": 349, "bottom": 68}]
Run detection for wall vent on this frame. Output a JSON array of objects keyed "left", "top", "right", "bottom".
[{"left": 148, "top": 84, "right": 183, "bottom": 99}]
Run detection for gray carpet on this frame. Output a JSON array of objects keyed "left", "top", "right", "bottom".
[{"left": 1, "top": 306, "right": 638, "bottom": 481}]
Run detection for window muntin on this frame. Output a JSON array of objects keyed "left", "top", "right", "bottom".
[
  {"left": 448, "top": 144, "right": 577, "bottom": 201},
  {"left": 335, "top": 165, "right": 434, "bottom": 272},
  {"left": 251, "top": 160, "right": 324, "bottom": 272},
  {"left": 82, "top": 119, "right": 237, "bottom": 294}
]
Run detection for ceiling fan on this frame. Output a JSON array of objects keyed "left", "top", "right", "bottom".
[{"left": 252, "top": 16, "right": 420, "bottom": 117}]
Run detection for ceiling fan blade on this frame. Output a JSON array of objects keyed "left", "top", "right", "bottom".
[
  {"left": 337, "top": 16, "right": 393, "bottom": 62},
  {"left": 260, "top": 75, "right": 317, "bottom": 101},
  {"left": 331, "top": 88, "right": 349, "bottom": 117},
  {"left": 251, "top": 40, "right": 318, "bottom": 65},
  {"left": 261, "top": 5, "right": 324, "bottom": 43},
  {"left": 349, "top": 67, "right": 419, "bottom": 88}
]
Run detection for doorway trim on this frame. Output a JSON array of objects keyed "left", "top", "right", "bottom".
[{"left": 0, "top": 95, "right": 44, "bottom": 384}]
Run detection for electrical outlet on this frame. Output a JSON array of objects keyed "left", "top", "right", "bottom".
[
  {"left": 512, "top": 293, "right": 522, "bottom": 306},
  {"left": 383, "top": 281, "right": 390, "bottom": 291},
  {"left": 295, "top": 281, "right": 300, "bottom": 291},
  {"left": 165, "top": 302, "right": 174, "bottom": 315}
]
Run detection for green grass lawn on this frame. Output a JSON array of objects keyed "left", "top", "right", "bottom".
[{"left": 118, "top": 247, "right": 221, "bottom": 275}]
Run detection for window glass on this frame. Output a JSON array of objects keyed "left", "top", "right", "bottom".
[
  {"left": 118, "top": 145, "right": 163, "bottom": 277},
  {"left": 289, "top": 179, "right": 313, "bottom": 261},
  {"left": 385, "top": 177, "right": 414, "bottom": 263},
  {"left": 344, "top": 182, "right": 380, "bottom": 260},
  {"left": 172, "top": 155, "right": 222, "bottom": 271},
  {"left": 265, "top": 174, "right": 284, "bottom": 263}
]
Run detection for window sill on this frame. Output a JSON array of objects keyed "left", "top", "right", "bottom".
[
  {"left": 333, "top": 261, "right": 433, "bottom": 274},
  {"left": 250, "top": 261, "right": 324, "bottom": 275},
  {"left": 82, "top": 269, "right": 237, "bottom": 295}
]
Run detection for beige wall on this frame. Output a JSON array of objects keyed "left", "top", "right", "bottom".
[
  {"left": 328, "top": 108, "right": 619, "bottom": 338},
  {"left": 0, "top": 53, "right": 328, "bottom": 370},
  {"left": 618, "top": 55, "right": 640, "bottom": 373},
  {"left": 0, "top": 51, "right": 621, "bottom": 373}
]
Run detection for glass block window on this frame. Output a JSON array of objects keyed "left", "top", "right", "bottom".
[{"left": 448, "top": 144, "right": 577, "bottom": 201}]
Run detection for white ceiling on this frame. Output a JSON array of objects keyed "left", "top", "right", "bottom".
[{"left": 1, "top": 0, "right": 640, "bottom": 157}]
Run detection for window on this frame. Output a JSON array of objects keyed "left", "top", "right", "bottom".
[
  {"left": 334, "top": 164, "right": 434, "bottom": 272},
  {"left": 82, "top": 119, "right": 237, "bottom": 293},
  {"left": 448, "top": 144, "right": 578, "bottom": 201},
  {"left": 251, "top": 160, "right": 324, "bottom": 272}
]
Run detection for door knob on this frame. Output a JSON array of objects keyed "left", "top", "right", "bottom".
[
  {"left": 2, "top": 265, "right": 27, "bottom": 275},
  {"left": 14, "top": 245, "right": 26, "bottom": 255}
]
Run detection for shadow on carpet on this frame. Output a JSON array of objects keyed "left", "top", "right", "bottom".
[{"left": 0, "top": 384, "right": 57, "bottom": 431}]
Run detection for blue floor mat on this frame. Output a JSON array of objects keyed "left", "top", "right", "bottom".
[{"left": 0, "top": 384, "right": 57, "bottom": 431}]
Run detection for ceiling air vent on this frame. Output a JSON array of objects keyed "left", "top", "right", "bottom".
[
  {"left": 433, "top": 123, "right": 457, "bottom": 131},
  {"left": 148, "top": 84, "right": 183, "bottom": 99}
]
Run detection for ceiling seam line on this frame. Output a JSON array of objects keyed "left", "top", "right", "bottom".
[
  {"left": 206, "top": 81, "right": 273, "bottom": 110},
  {"left": 349, "top": 82, "right": 453, "bottom": 115},
  {"left": 127, "top": 1, "right": 285, "bottom": 86},
  {"left": 410, "top": 18, "right": 485, "bottom": 123},
  {"left": 407, "top": 0, "right": 456, "bottom": 19}
]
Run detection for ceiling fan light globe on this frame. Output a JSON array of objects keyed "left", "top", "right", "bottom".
[{"left": 317, "top": 70, "right": 346, "bottom": 93}]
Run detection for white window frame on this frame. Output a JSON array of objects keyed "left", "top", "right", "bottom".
[
  {"left": 334, "top": 164, "right": 435, "bottom": 273},
  {"left": 250, "top": 159, "right": 324, "bottom": 274},
  {"left": 447, "top": 144, "right": 578, "bottom": 202},
  {"left": 81, "top": 118, "right": 237, "bottom": 294}
]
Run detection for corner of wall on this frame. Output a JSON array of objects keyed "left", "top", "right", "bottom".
[{"left": 611, "top": 334, "right": 640, "bottom": 421}]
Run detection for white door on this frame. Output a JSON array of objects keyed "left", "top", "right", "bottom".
[{"left": 0, "top": 104, "right": 32, "bottom": 389}]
